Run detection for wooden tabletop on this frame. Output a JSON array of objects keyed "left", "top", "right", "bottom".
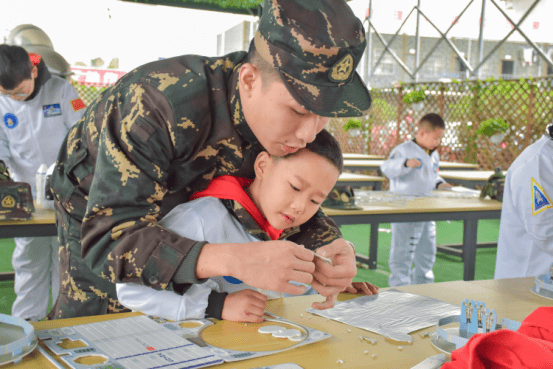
[
  {"left": 322, "top": 193, "right": 501, "bottom": 216},
  {"left": 11, "top": 277, "right": 548, "bottom": 369},
  {"left": 342, "top": 153, "right": 385, "bottom": 160}
]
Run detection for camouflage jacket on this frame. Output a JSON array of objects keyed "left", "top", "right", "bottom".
[{"left": 51, "top": 52, "right": 341, "bottom": 293}]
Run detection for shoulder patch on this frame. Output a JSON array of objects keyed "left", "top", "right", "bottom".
[
  {"left": 531, "top": 177, "right": 552, "bottom": 215},
  {"left": 3, "top": 113, "right": 17, "bottom": 129},
  {"left": 70, "top": 98, "right": 86, "bottom": 112}
]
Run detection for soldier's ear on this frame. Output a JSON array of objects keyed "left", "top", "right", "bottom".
[
  {"left": 238, "top": 63, "right": 261, "bottom": 97},
  {"left": 254, "top": 151, "right": 272, "bottom": 180}
]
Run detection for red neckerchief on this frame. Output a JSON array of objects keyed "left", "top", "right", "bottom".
[
  {"left": 29, "top": 53, "right": 41, "bottom": 66},
  {"left": 191, "top": 175, "right": 283, "bottom": 240}
]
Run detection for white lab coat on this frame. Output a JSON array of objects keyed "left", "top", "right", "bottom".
[
  {"left": 116, "top": 197, "right": 315, "bottom": 321},
  {"left": 1, "top": 74, "right": 85, "bottom": 321},
  {"left": 380, "top": 140, "right": 445, "bottom": 286},
  {"left": 495, "top": 135, "right": 553, "bottom": 279}
]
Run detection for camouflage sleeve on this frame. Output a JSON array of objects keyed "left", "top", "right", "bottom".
[
  {"left": 285, "top": 208, "right": 342, "bottom": 250},
  {"left": 81, "top": 82, "right": 201, "bottom": 292}
]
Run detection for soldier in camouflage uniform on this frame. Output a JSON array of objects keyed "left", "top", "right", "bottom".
[{"left": 49, "top": 0, "right": 372, "bottom": 319}]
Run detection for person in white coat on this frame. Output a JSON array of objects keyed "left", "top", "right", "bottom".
[
  {"left": 495, "top": 124, "right": 553, "bottom": 279},
  {"left": 117, "top": 131, "right": 379, "bottom": 323},
  {"left": 380, "top": 113, "right": 453, "bottom": 287},
  {"left": 0, "top": 45, "right": 86, "bottom": 320}
]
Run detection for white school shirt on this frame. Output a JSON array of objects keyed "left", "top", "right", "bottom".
[
  {"left": 495, "top": 135, "right": 553, "bottom": 279},
  {"left": 0, "top": 76, "right": 84, "bottom": 190},
  {"left": 116, "top": 197, "right": 315, "bottom": 321},
  {"left": 380, "top": 140, "right": 445, "bottom": 195}
]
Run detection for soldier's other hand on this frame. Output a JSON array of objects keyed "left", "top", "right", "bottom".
[
  {"left": 230, "top": 240, "right": 315, "bottom": 295},
  {"left": 221, "top": 289, "right": 267, "bottom": 323},
  {"left": 310, "top": 239, "right": 356, "bottom": 308},
  {"left": 438, "top": 182, "right": 454, "bottom": 189}
]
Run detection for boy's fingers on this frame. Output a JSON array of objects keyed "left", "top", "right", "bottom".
[{"left": 311, "top": 294, "right": 337, "bottom": 310}]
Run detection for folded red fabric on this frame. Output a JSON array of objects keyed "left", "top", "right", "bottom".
[{"left": 441, "top": 307, "right": 553, "bottom": 369}]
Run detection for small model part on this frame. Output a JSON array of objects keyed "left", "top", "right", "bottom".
[
  {"left": 372, "top": 354, "right": 378, "bottom": 359},
  {"left": 258, "top": 325, "right": 285, "bottom": 334},
  {"left": 300, "top": 314, "right": 303, "bottom": 318},
  {"left": 360, "top": 336, "right": 378, "bottom": 344},
  {"left": 347, "top": 329, "right": 351, "bottom": 332},
  {"left": 272, "top": 329, "right": 302, "bottom": 339},
  {"left": 419, "top": 332, "right": 432, "bottom": 338},
  {"left": 336, "top": 359, "right": 344, "bottom": 364},
  {"left": 364, "top": 350, "right": 370, "bottom": 355},
  {"left": 398, "top": 346, "right": 404, "bottom": 351}
]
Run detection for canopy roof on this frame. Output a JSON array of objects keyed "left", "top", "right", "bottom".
[{"left": 118, "top": 0, "right": 263, "bottom": 16}]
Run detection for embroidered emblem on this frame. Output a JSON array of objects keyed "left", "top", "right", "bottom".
[
  {"left": 70, "top": 98, "right": 86, "bottom": 111},
  {"left": 531, "top": 177, "right": 552, "bottom": 215},
  {"left": 2, "top": 195, "right": 15, "bottom": 208},
  {"left": 3, "top": 113, "right": 18, "bottom": 129},
  {"left": 329, "top": 53, "right": 354, "bottom": 83},
  {"left": 43, "top": 104, "right": 62, "bottom": 118}
]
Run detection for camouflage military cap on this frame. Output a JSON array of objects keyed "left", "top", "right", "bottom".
[
  {"left": 255, "top": 0, "right": 372, "bottom": 117},
  {"left": 480, "top": 167, "right": 505, "bottom": 202},
  {"left": 322, "top": 186, "right": 362, "bottom": 210},
  {"left": 0, "top": 181, "right": 34, "bottom": 220}
]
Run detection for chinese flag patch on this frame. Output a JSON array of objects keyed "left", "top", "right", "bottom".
[{"left": 70, "top": 98, "right": 86, "bottom": 112}]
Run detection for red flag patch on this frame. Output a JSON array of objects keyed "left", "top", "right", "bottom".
[{"left": 70, "top": 98, "right": 86, "bottom": 112}]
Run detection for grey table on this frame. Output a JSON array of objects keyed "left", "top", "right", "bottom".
[
  {"left": 323, "top": 193, "right": 502, "bottom": 281},
  {"left": 344, "top": 159, "right": 479, "bottom": 174},
  {"left": 439, "top": 170, "right": 506, "bottom": 189},
  {"left": 0, "top": 208, "right": 56, "bottom": 281},
  {"left": 337, "top": 172, "right": 386, "bottom": 190}
]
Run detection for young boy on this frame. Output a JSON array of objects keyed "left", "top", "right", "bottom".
[
  {"left": 116, "top": 130, "right": 378, "bottom": 323},
  {"left": 380, "top": 113, "right": 453, "bottom": 287}
]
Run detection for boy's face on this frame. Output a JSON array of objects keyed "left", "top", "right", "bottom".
[
  {"left": 0, "top": 65, "right": 37, "bottom": 102},
  {"left": 240, "top": 64, "right": 330, "bottom": 157},
  {"left": 416, "top": 127, "right": 444, "bottom": 151},
  {"left": 253, "top": 150, "right": 340, "bottom": 230}
]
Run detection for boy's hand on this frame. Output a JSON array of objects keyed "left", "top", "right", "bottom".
[
  {"left": 310, "top": 239, "right": 357, "bottom": 310},
  {"left": 343, "top": 282, "right": 379, "bottom": 295},
  {"left": 438, "top": 182, "right": 454, "bottom": 189},
  {"left": 406, "top": 158, "right": 422, "bottom": 168},
  {"left": 221, "top": 289, "right": 267, "bottom": 323}
]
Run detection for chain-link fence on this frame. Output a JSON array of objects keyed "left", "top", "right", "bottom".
[
  {"left": 330, "top": 76, "right": 553, "bottom": 170},
  {"left": 71, "top": 81, "right": 111, "bottom": 106}
]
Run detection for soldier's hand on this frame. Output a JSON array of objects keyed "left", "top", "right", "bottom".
[
  {"left": 310, "top": 239, "right": 356, "bottom": 309},
  {"left": 221, "top": 289, "right": 267, "bottom": 323},
  {"left": 438, "top": 182, "right": 454, "bottom": 189},
  {"left": 227, "top": 240, "right": 316, "bottom": 295}
]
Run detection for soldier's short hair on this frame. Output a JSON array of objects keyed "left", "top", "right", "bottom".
[
  {"left": 281, "top": 129, "right": 343, "bottom": 174},
  {"left": 419, "top": 113, "right": 445, "bottom": 131},
  {"left": 247, "top": 39, "right": 280, "bottom": 89},
  {"left": 0, "top": 44, "right": 33, "bottom": 90}
]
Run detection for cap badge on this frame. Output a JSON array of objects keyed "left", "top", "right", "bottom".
[
  {"left": 2, "top": 195, "right": 15, "bottom": 208},
  {"left": 329, "top": 53, "right": 354, "bottom": 83}
]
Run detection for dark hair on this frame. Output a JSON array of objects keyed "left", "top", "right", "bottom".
[
  {"left": 0, "top": 45, "right": 33, "bottom": 90},
  {"left": 419, "top": 113, "right": 445, "bottom": 131},
  {"left": 247, "top": 39, "right": 280, "bottom": 88},
  {"left": 283, "top": 129, "right": 343, "bottom": 173}
]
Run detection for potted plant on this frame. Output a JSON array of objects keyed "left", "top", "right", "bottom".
[
  {"left": 343, "top": 118, "right": 362, "bottom": 137},
  {"left": 477, "top": 118, "right": 509, "bottom": 144},
  {"left": 403, "top": 89, "right": 426, "bottom": 111}
]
